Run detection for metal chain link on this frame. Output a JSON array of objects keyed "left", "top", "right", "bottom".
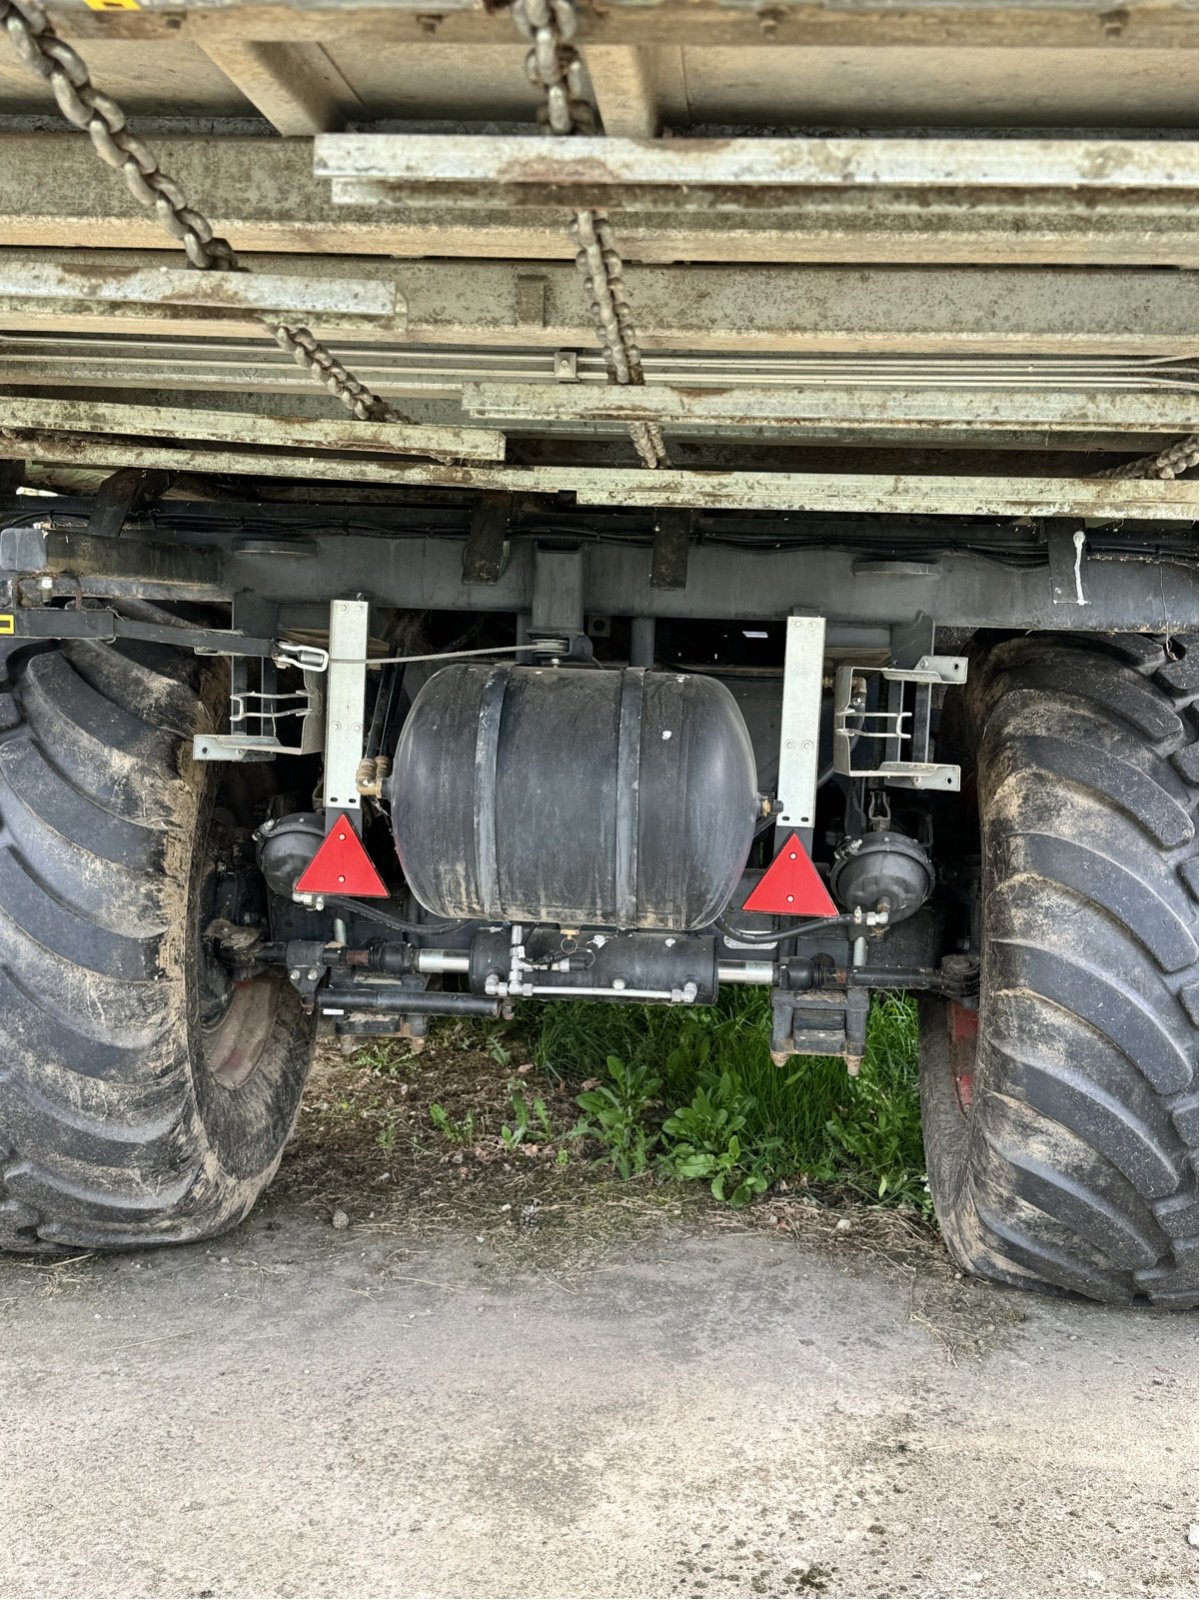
[
  {"left": 0, "top": 0, "right": 401, "bottom": 425},
  {"left": 512, "top": 0, "right": 668, "bottom": 469},
  {"left": 1098, "top": 433, "right": 1200, "bottom": 481},
  {"left": 269, "top": 325, "right": 394, "bottom": 423},
  {"left": 512, "top": 0, "right": 594, "bottom": 137}
]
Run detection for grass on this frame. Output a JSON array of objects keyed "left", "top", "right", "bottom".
[{"left": 530, "top": 989, "right": 929, "bottom": 1214}]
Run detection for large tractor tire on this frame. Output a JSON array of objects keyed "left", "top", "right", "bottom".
[
  {"left": 0, "top": 638, "right": 316, "bottom": 1253},
  {"left": 920, "top": 633, "right": 1198, "bottom": 1306}
]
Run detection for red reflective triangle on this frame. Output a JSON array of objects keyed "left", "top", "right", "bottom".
[
  {"left": 742, "top": 832, "right": 838, "bottom": 917},
  {"left": 295, "top": 813, "right": 389, "bottom": 898}
]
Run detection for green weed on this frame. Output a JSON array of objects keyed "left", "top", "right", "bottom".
[
  {"left": 575, "top": 1055, "right": 662, "bottom": 1178},
  {"left": 535, "top": 989, "right": 927, "bottom": 1212},
  {"left": 499, "top": 1086, "right": 588, "bottom": 1152},
  {"left": 428, "top": 1103, "right": 477, "bottom": 1145},
  {"left": 660, "top": 1068, "right": 785, "bottom": 1208}
]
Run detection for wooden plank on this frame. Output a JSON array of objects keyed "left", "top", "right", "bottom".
[{"left": 198, "top": 40, "right": 363, "bottom": 136}]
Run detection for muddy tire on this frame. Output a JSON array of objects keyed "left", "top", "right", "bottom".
[
  {"left": 0, "top": 639, "right": 316, "bottom": 1253},
  {"left": 920, "top": 633, "right": 1198, "bottom": 1306}
]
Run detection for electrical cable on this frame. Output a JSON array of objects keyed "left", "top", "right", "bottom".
[
  {"left": 330, "top": 641, "right": 570, "bottom": 667},
  {"left": 324, "top": 894, "right": 465, "bottom": 937},
  {"left": 715, "top": 911, "right": 853, "bottom": 944}
]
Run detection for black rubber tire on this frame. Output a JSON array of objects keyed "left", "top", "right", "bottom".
[
  {"left": 0, "top": 638, "right": 316, "bottom": 1253},
  {"left": 920, "top": 632, "right": 1198, "bottom": 1307}
]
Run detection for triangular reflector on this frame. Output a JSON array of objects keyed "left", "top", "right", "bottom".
[
  {"left": 742, "top": 832, "right": 838, "bottom": 917},
  {"left": 295, "top": 813, "right": 389, "bottom": 898}
]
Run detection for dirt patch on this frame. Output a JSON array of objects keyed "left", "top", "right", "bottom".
[
  {"left": 265, "top": 1027, "right": 710, "bottom": 1281},
  {"left": 262, "top": 1023, "right": 1015, "bottom": 1358}
]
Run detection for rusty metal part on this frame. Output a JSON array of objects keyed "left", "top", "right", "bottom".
[
  {"left": 355, "top": 755, "right": 390, "bottom": 800},
  {"left": 510, "top": 0, "right": 667, "bottom": 470},
  {"left": 513, "top": 0, "right": 593, "bottom": 136},
  {"left": 30, "top": 0, "right": 1200, "bottom": 53},
  {"left": 1098, "top": 433, "right": 1200, "bottom": 480},
  {"left": 0, "top": 0, "right": 401, "bottom": 427}
]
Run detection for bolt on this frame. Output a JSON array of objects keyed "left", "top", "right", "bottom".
[
  {"left": 612, "top": 977, "right": 627, "bottom": 990},
  {"left": 801, "top": 739, "right": 814, "bottom": 752},
  {"left": 306, "top": 967, "right": 320, "bottom": 981},
  {"left": 289, "top": 969, "right": 300, "bottom": 982},
  {"left": 38, "top": 577, "right": 52, "bottom": 591}
]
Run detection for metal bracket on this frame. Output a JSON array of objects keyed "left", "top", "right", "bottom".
[
  {"left": 194, "top": 651, "right": 325, "bottom": 765},
  {"left": 529, "top": 543, "right": 591, "bottom": 658},
  {"left": 650, "top": 508, "right": 691, "bottom": 590},
  {"left": 770, "top": 986, "right": 870, "bottom": 1072},
  {"left": 323, "top": 598, "right": 370, "bottom": 822},
  {"left": 85, "top": 467, "right": 172, "bottom": 541},
  {"left": 833, "top": 656, "right": 967, "bottom": 791},
  {"left": 775, "top": 614, "right": 826, "bottom": 845},
  {"left": 462, "top": 491, "right": 511, "bottom": 585}
]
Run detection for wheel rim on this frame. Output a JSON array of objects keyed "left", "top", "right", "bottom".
[
  {"left": 194, "top": 782, "right": 281, "bottom": 1091},
  {"left": 945, "top": 1000, "right": 979, "bottom": 1114},
  {"left": 202, "top": 973, "right": 283, "bottom": 1089}
]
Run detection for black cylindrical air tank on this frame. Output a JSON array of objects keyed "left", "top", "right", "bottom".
[{"left": 389, "top": 663, "right": 758, "bottom": 931}]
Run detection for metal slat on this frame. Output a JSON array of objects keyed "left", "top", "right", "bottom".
[
  {"left": 0, "top": 398, "right": 507, "bottom": 463},
  {"left": 316, "top": 134, "right": 1199, "bottom": 211},
  {"left": 1, "top": 432, "right": 1193, "bottom": 519},
  {"left": 460, "top": 381, "right": 1200, "bottom": 432}
]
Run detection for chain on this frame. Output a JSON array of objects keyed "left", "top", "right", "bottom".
[
  {"left": 1098, "top": 433, "right": 1199, "bottom": 481},
  {"left": 269, "top": 325, "right": 393, "bottom": 424},
  {"left": 512, "top": 0, "right": 668, "bottom": 470},
  {"left": 0, "top": 0, "right": 400, "bottom": 425}
]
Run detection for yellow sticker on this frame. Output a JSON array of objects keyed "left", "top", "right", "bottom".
[
  {"left": 83, "top": 0, "right": 141, "bottom": 9},
  {"left": 0, "top": 616, "right": 13, "bottom": 637}
]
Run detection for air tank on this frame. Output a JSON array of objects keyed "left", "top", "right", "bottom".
[{"left": 389, "top": 663, "right": 758, "bottom": 931}]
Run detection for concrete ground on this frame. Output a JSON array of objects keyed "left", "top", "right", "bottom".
[{"left": 0, "top": 1210, "right": 1195, "bottom": 1600}]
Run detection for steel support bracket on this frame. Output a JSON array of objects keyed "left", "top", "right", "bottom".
[
  {"left": 770, "top": 986, "right": 870, "bottom": 1072},
  {"left": 775, "top": 614, "right": 827, "bottom": 850},
  {"left": 650, "top": 508, "right": 692, "bottom": 590},
  {"left": 323, "top": 597, "right": 371, "bottom": 825},
  {"left": 84, "top": 467, "right": 173, "bottom": 541},
  {"left": 833, "top": 656, "right": 967, "bottom": 791},
  {"left": 462, "top": 491, "right": 512, "bottom": 585},
  {"left": 530, "top": 543, "right": 590, "bottom": 658}
]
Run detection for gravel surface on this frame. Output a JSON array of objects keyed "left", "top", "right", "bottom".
[{"left": 1, "top": 1204, "right": 1195, "bottom": 1599}]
